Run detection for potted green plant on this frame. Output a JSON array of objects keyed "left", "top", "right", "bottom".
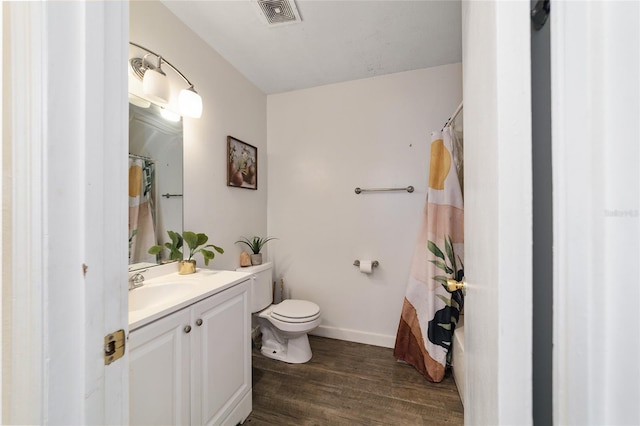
[
  {"left": 149, "top": 230, "right": 224, "bottom": 274},
  {"left": 235, "top": 236, "right": 277, "bottom": 265}
]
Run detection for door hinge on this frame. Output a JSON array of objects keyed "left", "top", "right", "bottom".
[
  {"left": 531, "top": 0, "right": 550, "bottom": 31},
  {"left": 104, "top": 329, "right": 125, "bottom": 365}
]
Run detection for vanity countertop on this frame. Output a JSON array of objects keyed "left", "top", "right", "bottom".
[{"left": 128, "top": 267, "right": 252, "bottom": 331}]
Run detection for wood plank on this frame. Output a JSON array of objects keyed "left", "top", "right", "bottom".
[{"left": 246, "top": 336, "right": 463, "bottom": 425}]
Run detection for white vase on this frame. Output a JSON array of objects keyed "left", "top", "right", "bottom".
[{"left": 250, "top": 253, "right": 263, "bottom": 265}]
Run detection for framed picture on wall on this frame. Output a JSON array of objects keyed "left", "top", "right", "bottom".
[{"left": 227, "top": 136, "right": 258, "bottom": 190}]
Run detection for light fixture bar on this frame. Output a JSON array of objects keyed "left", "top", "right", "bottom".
[
  {"left": 129, "top": 41, "right": 194, "bottom": 89},
  {"left": 129, "top": 41, "right": 203, "bottom": 118}
]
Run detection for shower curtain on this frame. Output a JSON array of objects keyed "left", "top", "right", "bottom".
[
  {"left": 128, "top": 156, "right": 156, "bottom": 264},
  {"left": 394, "top": 126, "right": 464, "bottom": 383}
]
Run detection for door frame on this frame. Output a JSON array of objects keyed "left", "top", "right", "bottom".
[{"left": 462, "top": 1, "right": 533, "bottom": 423}]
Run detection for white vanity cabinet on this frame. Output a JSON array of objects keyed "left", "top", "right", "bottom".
[
  {"left": 129, "top": 278, "right": 252, "bottom": 426},
  {"left": 129, "top": 307, "right": 191, "bottom": 425}
]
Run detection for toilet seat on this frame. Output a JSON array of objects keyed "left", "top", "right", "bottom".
[{"left": 271, "top": 299, "right": 320, "bottom": 324}]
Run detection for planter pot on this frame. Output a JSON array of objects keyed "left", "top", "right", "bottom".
[
  {"left": 179, "top": 259, "right": 196, "bottom": 275},
  {"left": 250, "top": 253, "right": 263, "bottom": 265}
]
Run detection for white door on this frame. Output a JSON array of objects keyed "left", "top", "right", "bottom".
[
  {"left": 461, "top": 1, "right": 533, "bottom": 424},
  {"left": 2, "top": 2, "right": 129, "bottom": 423}
]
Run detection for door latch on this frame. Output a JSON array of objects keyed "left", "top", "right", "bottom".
[
  {"left": 104, "top": 330, "right": 125, "bottom": 365},
  {"left": 447, "top": 278, "right": 467, "bottom": 294}
]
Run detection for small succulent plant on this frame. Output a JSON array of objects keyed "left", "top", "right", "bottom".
[{"left": 235, "top": 236, "right": 277, "bottom": 254}]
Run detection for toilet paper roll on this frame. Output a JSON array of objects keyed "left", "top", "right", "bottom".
[{"left": 359, "top": 260, "right": 373, "bottom": 274}]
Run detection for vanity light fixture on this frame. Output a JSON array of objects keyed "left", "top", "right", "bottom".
[
  {"left": 141, "top": 53, "right": 170, "bottom": 104},
  {"left": 179, "top": 86, "right": 203, "bottom": 119},
  {"left": 129, "top": 42, "right": 203, "bottom": 118}
]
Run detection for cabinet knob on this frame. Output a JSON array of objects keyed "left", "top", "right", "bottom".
[
  {"left": 196, "top": 319, "right": 203, "bottom": 327},
  {"left": 184, "top": 325, "right": 192, "bottom": 334}
]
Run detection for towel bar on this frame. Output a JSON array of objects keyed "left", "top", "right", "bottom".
[{"left": 354, "top": 186, "right": 414, "bottom": 194}]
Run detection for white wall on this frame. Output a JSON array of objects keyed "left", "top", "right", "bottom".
[
  {"left": 130, "top": 2, "right": 267, "bottom": 271},
  {"left": 267, "top": 64, "right": 462, "bottom": 347}
]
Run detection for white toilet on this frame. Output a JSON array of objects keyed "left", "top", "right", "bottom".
[{"left": 236, "top": 262, "right": 321, "bottom": 363}]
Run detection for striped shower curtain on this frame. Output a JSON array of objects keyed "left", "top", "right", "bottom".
[
  {"left": 128, "top": 156, "right": 156, "bottom": 264},
  {"left": 394, "top": 126, "right": 464, "bottom": 382}
]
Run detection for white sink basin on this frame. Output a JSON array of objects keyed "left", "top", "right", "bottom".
[
  {"left": 129, "top": 282, "right": 188, "bottom": 312},
  {"left": 127, "top": 268, "right": 252, "bottom": 331}
]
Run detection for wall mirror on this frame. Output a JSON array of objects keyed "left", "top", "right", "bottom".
[{"left": 128, "top": 98, "right": 183, "bottom": 271}]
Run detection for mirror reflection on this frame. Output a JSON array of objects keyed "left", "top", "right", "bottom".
[{"left": 128, "top": 100, "right": 183, "bottom": 270}]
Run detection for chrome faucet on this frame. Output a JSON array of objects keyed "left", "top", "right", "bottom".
[{"left": 129, "top": 270, "right": 147, "bottom": 290}]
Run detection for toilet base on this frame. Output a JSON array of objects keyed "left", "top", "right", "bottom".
[{"left": 261, "top": 333, "right": 313, "bottom": 364}]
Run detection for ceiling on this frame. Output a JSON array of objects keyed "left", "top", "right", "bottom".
[{"left": 161, "top": 0, "right": 462, "bottom": 94}]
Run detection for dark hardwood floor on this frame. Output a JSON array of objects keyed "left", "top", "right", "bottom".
[{"left": 245, "top": 335, "right": 463, "bottom": 425}]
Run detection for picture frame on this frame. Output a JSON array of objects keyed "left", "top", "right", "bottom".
[{"left": 227, "top": 136, "right": 258, "bottom": 190}]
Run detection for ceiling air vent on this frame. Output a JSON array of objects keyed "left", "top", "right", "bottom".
[{"left": 254, "top": 0, "right": 301, "bottom": 26}]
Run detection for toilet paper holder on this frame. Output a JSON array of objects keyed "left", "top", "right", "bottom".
[{"left": 353, "top": 260, "right": 379, "bottom": 268}]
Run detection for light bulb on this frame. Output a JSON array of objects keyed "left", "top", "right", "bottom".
[
  {"left": 142, "top": 68, "right": 170, "bottom": 104},
  {"left": 179, "top": 87, "right": 203, "bottom": 118}
]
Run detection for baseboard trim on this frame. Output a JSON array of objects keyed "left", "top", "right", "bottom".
[{"left": 310, "top": 325, "right": 396, "bottom": 348}]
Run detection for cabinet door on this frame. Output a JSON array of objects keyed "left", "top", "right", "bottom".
[
  {"left": 191, "top": 280, "right": 251, "bottom": 426},
  {"left": 129, "top": 308, "right": 191, "bottom": 426}
]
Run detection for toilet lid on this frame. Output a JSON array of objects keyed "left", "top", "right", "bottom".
[{"left": 271, "top": 299, "right": 320, "bottom": 323}]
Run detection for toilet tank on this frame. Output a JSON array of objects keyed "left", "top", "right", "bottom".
[{"left": 236, "top": 261, "right": 273, "bottom": 313}]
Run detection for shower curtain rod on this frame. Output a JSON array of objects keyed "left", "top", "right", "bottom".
[
  {"left": 129, "top": 153, "right": 155, "bottom": 163},
  {"left": 442, "top": 101, "right": 464, "bottom": 130}
]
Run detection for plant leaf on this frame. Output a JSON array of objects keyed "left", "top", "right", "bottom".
[
  {"left": 235, "top": 238, "right": 252, "bottom": 252},
  {"left": 167, "top": 230, "right": 183, "bottom": 249},
  {"left": 445, "top": 236, "right": 457, "bottom": 274},
  {"left": 196, "top": 233, "right": 208, "bottom": 246},
  {"left": 437, "top": 323, "right": 452, "bottom": 331},
  {"left": 432, "top": 275, "right": 449, "bottom": 286},
  {"left": 235, "top": 236, "right": 259, "bottom": 253},
  {"left": 436, "top": 294, "right": 451, "bottom": 306},
  {"left": 182, "top": 231, "right": 198, "bottom": 250},
  {"left": 235, "top": 236, "right": 276, "bottom": 254},
  {"left": 427, "top": 240, "right": 445, "bottom": 260},
  {"left": 148, "top": 245, "right": 163, "bottom": 255},
  {"left": 209, "top": 244, "right": 224, "bottom": 254},
  {"left": 429, "top": 260, "right": 453, "bottom": 274},
  {"left": 170, "top": 250, "right": 183, "bottom": 261},
  {"left": 200, "top": 249, "right": 215, "bottom": 266},
  {"left": 202, "top": 244, "right": 225, "bottom": 254}
]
